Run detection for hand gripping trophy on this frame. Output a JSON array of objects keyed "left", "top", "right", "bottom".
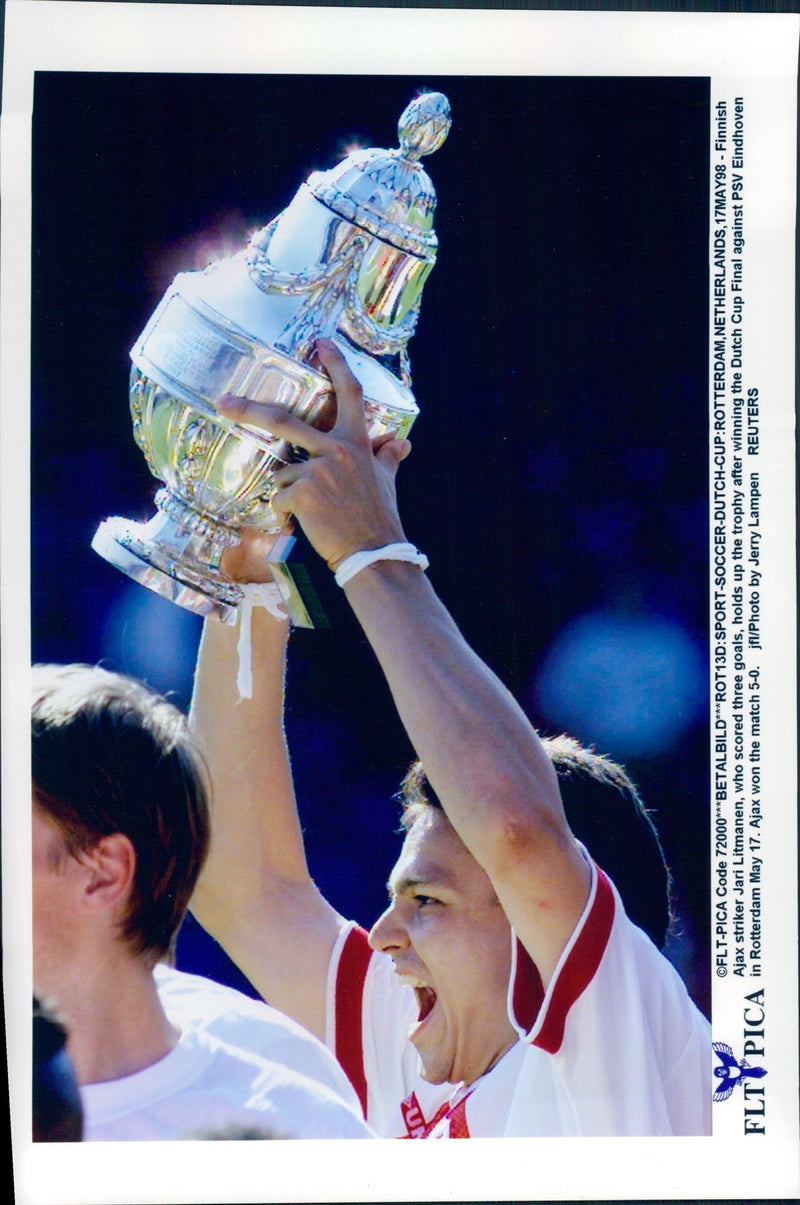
[{"left": 92, "top": 92, "right": 451, "bottom": 627}]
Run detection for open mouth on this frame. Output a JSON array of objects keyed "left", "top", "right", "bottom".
[
  {"left": 397, "top": 973, "right": 438, "bottom": 1023},
  {"left": 415, "top": 984, "right": 437, "bottom": 1022}
]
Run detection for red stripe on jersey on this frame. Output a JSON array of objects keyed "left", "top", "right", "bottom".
[
  {"left": 512, "top": 937, "right": 544, "bottom": 1033},
  {"left": 532, "top": 864, "right": 615, "bottom": 1054},
  {"left": 446, "top": 1095, "right": 471, "bottom": 1139},
  {"left": 400, "top": 1092, "right": 429, "bottom": 1138},
  {"left": 334, "top": 925, "right": 372, "bottom": 1117},
  {"left": 400, "top": 1093, "right": 451, "bottom": 1139},
  {"left": 425, "top": 1089, "right": 474, "bottom": 1139}
]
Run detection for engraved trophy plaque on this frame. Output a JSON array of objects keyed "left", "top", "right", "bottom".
[{"left": 92, "top": 92, "right": 451, "bottom": 626}]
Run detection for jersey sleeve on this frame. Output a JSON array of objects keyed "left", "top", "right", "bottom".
[
  {"left": 507, "top": 856, "right": 615, "bottom": 1050},
  {"left": 155, "top": 963, "right": 362, "bottom": 1113},
  {"left": 505, "top": 859, "right": 711, "bottom": 1136}
]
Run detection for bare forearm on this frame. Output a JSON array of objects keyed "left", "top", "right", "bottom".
[
  {"left": 343, "top": 561, "right": 567, "bottom": 871},
  {"left": 190, "top": 611, "right": 310, "bottom": 897},
  {"left": 189, "top": 610, "right": 344, "bottom": 1035},
  {"left": 189, "top": 607, "right": 349, "bottom": 1039}
]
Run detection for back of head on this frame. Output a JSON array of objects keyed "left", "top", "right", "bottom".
[
  {"left": 31, "top": 664, "right": 210, "bottom": 964},
  {"left": 540, "top": 735, "right": 671, "bottom": 948},
  {"left": 400, "top": 737, "right": 671, "bottom": 949}
]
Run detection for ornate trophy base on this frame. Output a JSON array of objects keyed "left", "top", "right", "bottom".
[{"left": 92, "top": 500, "right": 316, "bottom": 628}]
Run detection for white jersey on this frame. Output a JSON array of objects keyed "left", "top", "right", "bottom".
[
  {"left": 81, "top": 1022, "right": 374, "bottom": 1141},
  {"left": 326, "top": 859, "right": 711, "bottom": 1138},
  {"left": 155, "top": 963, "right": 361, "bottom": 1112}
]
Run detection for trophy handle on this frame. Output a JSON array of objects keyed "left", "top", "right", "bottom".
[{"left": 246, "top": 208, "right": 420, "bottom": 387}]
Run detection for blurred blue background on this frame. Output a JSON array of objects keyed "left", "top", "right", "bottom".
[{"left": 32, "top": 73, "right": 710, "bottom": 1015}]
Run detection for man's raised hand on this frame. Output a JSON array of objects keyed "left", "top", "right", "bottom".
[{"left": 218, "top": 339, "right": 411, "bottom": 570}]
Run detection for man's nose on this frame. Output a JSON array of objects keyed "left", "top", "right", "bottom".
[{"left": 368, "top": 901, "right": 409, "bottom": 952}]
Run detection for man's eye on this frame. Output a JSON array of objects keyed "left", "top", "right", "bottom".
[{"left": 414, "top": 894, "right": 439, "bottom": 908}]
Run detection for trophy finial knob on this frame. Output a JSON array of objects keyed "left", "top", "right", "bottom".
[{"left": 398, "top": 92, "right": 451, "bottom": 160}]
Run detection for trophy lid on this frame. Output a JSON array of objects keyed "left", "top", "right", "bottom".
[{"left": 307, "top": 92, "right": 451, "bottom": 262}]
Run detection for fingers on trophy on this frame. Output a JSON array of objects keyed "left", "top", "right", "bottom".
[{"left": 92, "top": 91, "right": 451, "bottom": 628}]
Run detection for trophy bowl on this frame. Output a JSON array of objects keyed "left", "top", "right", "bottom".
[{"left": 92, "top": 91, "right": 451, "bottom": 626}]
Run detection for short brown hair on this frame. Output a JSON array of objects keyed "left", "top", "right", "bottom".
[
  {"left": 398, "top": 736, "right": 672, "bottom": 948},
  {"left": 32, "top": 664, "right": 210, "bottom": 964}
]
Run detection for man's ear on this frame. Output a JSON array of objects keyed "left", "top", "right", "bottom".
[{"left": 80, "top": 833, "right": 136, "bottom": 911}]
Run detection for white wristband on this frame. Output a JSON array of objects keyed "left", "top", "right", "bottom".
[
  {"left": 236, "top": 582, "right": 289, "bottom": 701},
  {"left": 334, "top": 542, "right": 429, "bottom": 588}
]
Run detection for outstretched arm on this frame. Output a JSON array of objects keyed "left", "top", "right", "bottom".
[
  {"left": 189, "top": 533, "right": 344, "bottom": 1041},
  {"left": 219, "top": 342, "right": 591, "bottom": 986}
]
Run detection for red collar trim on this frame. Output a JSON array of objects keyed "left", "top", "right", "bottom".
[{"left": 511, "top": 863, "right": 616, "bottom": 1053}]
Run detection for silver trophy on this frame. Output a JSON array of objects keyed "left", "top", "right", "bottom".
[{"left": 92, "top": 92, "right": 451, "bottom": 627}]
